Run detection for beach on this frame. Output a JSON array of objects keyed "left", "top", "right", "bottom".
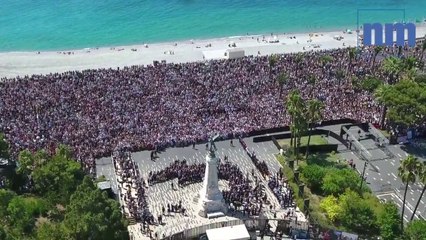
[{"left": 1, "top": 25, "right": 426, "bottom": 79}]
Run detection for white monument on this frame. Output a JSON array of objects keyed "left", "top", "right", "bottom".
[{"left": 198, "top": 135, "right": 228, "bottom": 218}]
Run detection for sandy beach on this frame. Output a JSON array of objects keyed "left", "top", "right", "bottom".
[{"left": 1, "top": 25, "right": 426, "bottom": 79}]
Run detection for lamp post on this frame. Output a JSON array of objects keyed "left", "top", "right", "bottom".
[{"left": 359, "top": 161, "right": 368, "bottom": 192}]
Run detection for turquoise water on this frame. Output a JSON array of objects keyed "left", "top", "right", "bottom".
[{"left": 1, "top": 0, "right": 425, "bottom": 51}]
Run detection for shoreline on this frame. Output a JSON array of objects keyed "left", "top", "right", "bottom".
[
  {"left": 1, "top": 24, "right": 426, "bottom": 79},
  {"left": 0, "top": 25, "right": 358, "bottom": 54}
]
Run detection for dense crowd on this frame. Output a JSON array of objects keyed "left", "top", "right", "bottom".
[
  {"left": 220, "top": 160, "right": 267, "bottom": 216},
  {"left": 112, "top": 147, "right": 153, "bottom": 223},
  {"left": 147, "top": 159, "right": 204, "bottom": 186},
  {"left": 268, "top": 174, "right": 294, "bottom": 209},
  {"left": 3, "top": 44, "right": 422, "bottom": 172},
  {"left": 144, "top": 157, "right": 270, "bottom": 217}
]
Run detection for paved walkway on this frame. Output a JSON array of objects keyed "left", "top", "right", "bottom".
[{"left": 97, "top": 137, "right": 307, "bottom": 240}]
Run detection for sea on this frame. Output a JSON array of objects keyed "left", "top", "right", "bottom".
[{"left": 0, "top": 0, "right": 425, "bottom": 52}]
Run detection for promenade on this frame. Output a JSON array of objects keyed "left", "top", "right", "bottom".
[{"left": 97, "top": 137, "right": 307, "bottom": 240}]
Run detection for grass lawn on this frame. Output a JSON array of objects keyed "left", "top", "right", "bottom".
[
  {"left": 277, "top": 135, "right": 328, "bottom": 149},
  {"left": 306, "top": 152, "right": 347, "bottom": 167}
]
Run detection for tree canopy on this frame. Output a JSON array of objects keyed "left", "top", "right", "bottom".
[
  {"left": 62, "top": 177, "right": 128, "bottom": 240},
  {"left": 360, "top": 76, "right": 383, "bottom": 93},
  {"left": 403, "top": 220, "right": 426, "bottom": 240},
  {"left": 16, "top": 145, "right": 84, "bottom": 204},
  {"left": 377, "top": 202, "right": 402, "bottom": 240},
  {"left": 375, "top": 78, "right": 426, "bottom": 127},
  {"left": 321, "top": 168, "right": 360, "bottom": 196},
  {"left": 32, "top": 149, "right": 84, "bottom": 204},
  {"left": 337, "top": 190, "right": 378, "bottom": 235},
  {"left": 1, "top": 143, "right": 128, "bottom": 240}
]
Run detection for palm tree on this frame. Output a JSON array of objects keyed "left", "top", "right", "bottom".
[
  {"left": 294, "top": 113, "right": 307, "bottom": 158},
  {"left": 374, "top": 85, "right": 390, "bottom": 129},
  {"left": 305, "top": 99, "right": 324, "bottom": 158},
  {"left": 398, "top": 155, "right": 421, "bottom": 229},
  {"left": 308, "top": 74, "right": 317, "bottom": 98},
  {"left": 335, "top": 69, "right": 345, "bottom": 85},
  {"left": 286, "top": 90, "right": 304, "bottom": 154},
  {"left": 348, "top": 48, "right": 356, "bottom": 72},
  {"left": 277, "top": 72, "right": 288, "bottom": 97},
  {"left": 320, "top": 55, "right": 333, "bottom": 67},
  {"left": 382, "top": 56, "right": 403, "bottom": 84},
  {"left": 402, "top": 68, "right": 417, "bottom": 81},
  {"left": 295, "top": 53, "right": 304, "bottom": 76},
  {"left": 269, "top": 54, "right": 278, "bottom": 81},
  {"left": 372, "top": 46, "right": 383, "bottom": 69},
  {"left": 411, "top": 162, "right": 426, "bottom": 221},
  {"left": 402, "top": 56, "right": 418, "bottom": 72}
]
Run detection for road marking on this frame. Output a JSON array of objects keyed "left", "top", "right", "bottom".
[
  {"left": 388, "top": 173, "right": 391, "bottom": 176},
  {"left": 391, "top": 173, "right": 398, "bottom": 179},
  {"left": 380, "top": 178, "right": 383, "bottom": 181},
  {"left": 397, "top": 153, "right": 402, "bottom": 158},
  {"left": 373, "top": 177, "right": 376, "bottom": 181},
  {"left": 391, "top": 194, "right": 412, "bottom": 212},
  {"left": 421, "top": 200, "right": 424, "bottom": 204},
  {"left": 391, "top": 162, "right": 395, "bottom": 166}
]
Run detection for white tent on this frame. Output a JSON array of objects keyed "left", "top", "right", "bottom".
[
  {"left": 206, "top": 224, "right": 250, "bottom": 240},
  {"left": 225, "top": 48, "right": 245, "bottom": 59}
]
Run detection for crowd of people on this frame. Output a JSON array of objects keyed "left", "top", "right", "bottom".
[
  {"left": 147, "top": 159, "right": 204, "bottom": 186},
  {"left": 112, "top": 146, "right": 153, "bottom": 223},
  {"left": 220, "top": 160, "right": 267, "bottom": 216},
  {"left": 2, "top": 44, "right": 416, "bottom": 171},
  {"left": 268, "top": 174, "right": 294, "bottom": 209},
  {"left": 143, "top": 156, "right": 270, "bottom": 217},
  {"left": 239, "top": 137, "right": 270, "bottom": 177}
]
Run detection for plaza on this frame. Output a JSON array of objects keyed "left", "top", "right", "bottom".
[{"left": 97, "top": 136, "right": 307, "bottom": 240}]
